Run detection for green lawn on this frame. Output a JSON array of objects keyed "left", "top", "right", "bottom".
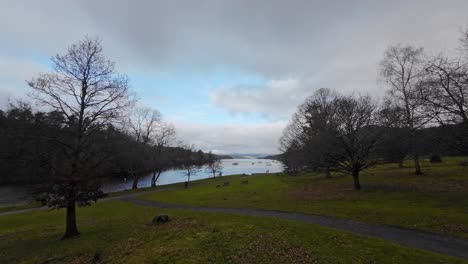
[
  {"left": 141, "top": 157, "right": 468, "bottom": 239},
  {"left": 1, "top": 200, "right": 465, "bottom": 263}
]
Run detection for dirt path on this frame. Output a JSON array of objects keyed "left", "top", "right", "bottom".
[{"left": 120, "top": 196, "right": 468, "bottom": 260}]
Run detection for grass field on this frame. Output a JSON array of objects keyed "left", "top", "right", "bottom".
[
  {"left": 141, "top": 157, "right": 468, "bottom": 239},
  {"left": 1, "top": 200, "right": 466, "bottom": 263},
  {"left": 1, "top": 156, "right": 468, "bottom": 263}
]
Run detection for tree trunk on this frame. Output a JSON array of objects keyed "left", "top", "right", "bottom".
[
  {"left": 151, "top": 171, "right": 157, "bottom": 187},
  {"left": 185, "top": 173, "right": 190, "bottom": 189},
  {"left": 63, "top": 203, "right": 79, "bottom": 239},
  {"left": 151, "top": 170, "right": 162, "bottom": 187},
  {"left": 410, "top": 130, "right": 423, "bottom": 175},
  {"left": 413, "top": 152, "right": 423, "bottom": 175},
  {"left": 352, "top": 171, "right": 361, "bottom": 190},
  {"left": 324, "top": 167, "right": 331, "bottom": 178},
  {"left": 398, "top": 160, "right": 404, "bottom": 168},
  {"left": 132, "top": 172, "right": 139, "bottom": 189}
]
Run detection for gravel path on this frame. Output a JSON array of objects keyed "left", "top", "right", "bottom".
[{"left": 121, "top": 196, "right": 468, "bottom": 260}]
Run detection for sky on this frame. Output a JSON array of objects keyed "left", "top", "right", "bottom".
[{"left": 1, "top": 0, "right": 468, "bottom": 154}]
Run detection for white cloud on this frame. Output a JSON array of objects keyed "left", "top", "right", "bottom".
[
  {"left": 211, "top": 78, "right": 315, "bottom": 120},
  {"left": 2, "top": 0, "right": 468, "bottom": 153},
  {"left": 173, "top": 120, "right": 287, "bottom": 154}
]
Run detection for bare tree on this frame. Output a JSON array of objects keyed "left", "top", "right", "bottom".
[
  {"left": 332, "top": 95, "right": 381, "bottom": 190},
  {"left": 124, "top": 106, "right": 162, "bottom": 189},
  {"left": 179, "top": 144, "right": 201, "bottom": 188},
  {"left": 377, "top": 98, "right": 409, "bottom": 167},
  {"left": 28, "top": 37, "right": 134, "bottom": 238},
  {"left": 460, "top": 28, "right": 468, "bottom": 56},
  {"left": 280, "top": 89, "right": 381, "bottom": 190},
  {"left": 380, "top": 44, "right": 429, "bottom": 174},
  {"left": 205, "top": 151, "right": 223, "bottom": 178},
  {"left": 422, "top": 56, "right": 468, "bottom": 124},
  {"left": 150, "top": 122, "right": 176, "bottom": 187},
  {"left": 182, "top": 164, "right": 201, "bottom": 188},
  {"left": 419, "top": 31, "right": 468, "bottom": 152}
]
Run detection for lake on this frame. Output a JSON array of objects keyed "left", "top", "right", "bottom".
[
  {"left": 101, "top": 158, "right": 283, "bottom": 192},
  {"left": 0, "top": 159, "right": 283, "bottom": 206}
]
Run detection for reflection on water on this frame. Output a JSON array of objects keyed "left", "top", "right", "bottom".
[{"left": 102, "top": 159, "right": 283, "bottom": 192}]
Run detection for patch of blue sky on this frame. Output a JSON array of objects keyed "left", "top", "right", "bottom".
[
  {"left": 1, "top": 45, "right": 51, "bottom": 67},
  {"left": 129, "top": 68, "right": 269, "bottom": 125}
]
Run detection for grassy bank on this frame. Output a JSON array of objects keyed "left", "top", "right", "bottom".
[
  {"left": 1, "top": 200, "right": 465, "bottom": 263},
  {"left": 141, "top": 157, "right": 468, "bottom": 239},
  {"left": 0, "top": 173, "right": 222, "bottom": 214}
]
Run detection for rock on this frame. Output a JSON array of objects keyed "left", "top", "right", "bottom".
[{"left": 152, "top": 214, "right": 170, "bottom": 224}]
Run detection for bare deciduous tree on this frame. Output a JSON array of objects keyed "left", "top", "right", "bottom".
[
  {"left": 332, "top": 95, "right": 380, "bottom": 190},
  {"left": 422, "top": 56, "right": 468, "bottom": 124},
  {"left": 380, "top": 44, "right": 428, "bottom": 174},
  {"left": 28, "top": 37, "right": 134, "bottom": 238},
  {"left": 419, "top": 31, "right": 468, "bottom": 152},
  {"left": 460, "top": 28, "right": 468, "bottom": 56},
  {"left": 178, "top": 144, "right": 201, "bottom": 188},
  {"left": 377, "top": 98, "right": 409, "bottom": 167},
  {"left": 124, "top": 106, "right": 162, "bottom": 189},
  {"left": 205, "top": 151, "right": 223, "bottom": 178},
  {"left": 150, "top": 122, "right": 176, "bottom": 187},
  {"left": 280, "top": 89, "right": 381, "bottom": 190}
]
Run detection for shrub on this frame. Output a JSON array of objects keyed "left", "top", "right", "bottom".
[{"left": 459, "top": 159, "right": 468, "bottom": 167}]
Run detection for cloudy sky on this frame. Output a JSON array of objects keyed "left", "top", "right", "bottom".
[{"left": 1, "top": 0, "right": 468, "bottom": 154}]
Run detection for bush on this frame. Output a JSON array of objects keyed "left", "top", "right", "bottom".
[
  {"left": 459, "top": 159, "right": 468, "bottom": 166},
  {"left": 429, "top": 154, "right": 442, "bottom": 163}
]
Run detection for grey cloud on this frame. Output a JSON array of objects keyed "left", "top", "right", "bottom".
[
  {"left": 1, "top": 0, "right": 468, "bottom": 152},
  {"left": 173, "top": 121, "right": 287, "bottom": 154},
  {"left": 2, "top": 0, "right": 467, "bottom": 77},
  {"left": 54, "top": 0, "right": 468, "bottom": 118},
  {"left": 4, "top": 0, "right": 467, "bottom": 76},
  {"left": 211, "top": 78, "right": 315, "bottom": 120},
  {"left": 75, "top": 0, "right": 468, "bottom": 76}
]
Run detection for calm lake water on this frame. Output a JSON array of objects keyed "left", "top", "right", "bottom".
[
  {"left": 101, "top": 158, "right": 283, "bottom": 192},
  {"left": 0, "top": 159, "right": 283, "bottom": 206}
]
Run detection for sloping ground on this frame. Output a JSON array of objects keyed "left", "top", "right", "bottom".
[
  {"left": 122, "top": 196, "right": 468, "bottom": 259},
  {"left": 2, "top": 157, "right": 467, "bottom": 263},
  {"left": 140, "top": 157, "right": 468, "bottom": 239},
  {"left": 1, "top": 200, "right": 466, "bottom": 263}
]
